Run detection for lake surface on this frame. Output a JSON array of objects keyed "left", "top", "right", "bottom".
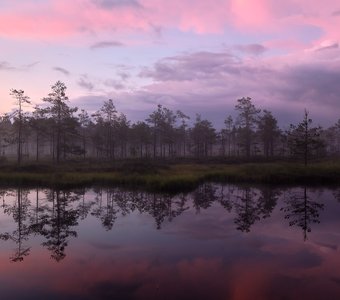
[{"left": 0, "top": 183, "right": 340, "bottom": 299}]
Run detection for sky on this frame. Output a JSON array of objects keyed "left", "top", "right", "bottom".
[{"left": 1, "top": 0, "right": 340, "bottom": 128}]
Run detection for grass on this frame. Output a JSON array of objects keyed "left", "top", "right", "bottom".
[{"left": 0, "top": 160, "right": 339, "bottom": 192}]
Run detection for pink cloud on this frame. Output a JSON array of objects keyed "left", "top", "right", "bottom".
[
  {"left": 2, "top": 0, "right": 340, "bottom": 127},
  {"left": 264, "top": 39, "right": 308, "bottom": 52},
  {"left": 230, "top": 0, "right": 274, "bottom": 30},
  {"left": 0, "top": 0, "right": 149, "bottom": 40},
  {"left": 134, "top": 45, "right": 340, "bottom": 126},
  {"left": 229, "top": 0, "right": 340, "bottom": 48},
  {"left": 1, "top": 0, "right": 340, "bottom": 45},
  {"left": 0, "top": 14, "right": 73, "bottom": 39},
  {"left": 0, "top": 0, "right": 231, "bottom": 39},
  {"left": 143, "top": 0, "right": 230, "bottom": 34}
]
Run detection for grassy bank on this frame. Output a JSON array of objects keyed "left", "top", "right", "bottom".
[{"left": 0, "top": 160, "right": 339, "bottom": 192}]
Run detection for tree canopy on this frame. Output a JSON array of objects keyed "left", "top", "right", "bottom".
[{"left": 0, "top": 81, "right": 337, "bottom": 165}]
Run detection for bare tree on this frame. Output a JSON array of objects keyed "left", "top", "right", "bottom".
[{"left": 10, "top": 89, "right": 31, "bottom": 164}]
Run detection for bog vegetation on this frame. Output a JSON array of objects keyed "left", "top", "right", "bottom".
[{"left": 1, "top": 81, "right": 339, "bottom": 166}]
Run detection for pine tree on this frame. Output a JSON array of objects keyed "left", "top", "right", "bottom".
[{"left": 287, "top": 110, "right": 324, "bottom": 165}]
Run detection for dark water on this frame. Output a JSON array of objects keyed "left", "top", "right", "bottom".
[{"left": 1, "top": 184, "right": 340, "bottom": 300}]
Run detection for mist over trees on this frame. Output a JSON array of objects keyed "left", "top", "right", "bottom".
[{"left": 0, "top": 81, "right": 338, "bottom": 164}]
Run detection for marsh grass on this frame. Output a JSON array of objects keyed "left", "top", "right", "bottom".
[{"left": 0, "top": 161, "right": 339, "bottom": 192}]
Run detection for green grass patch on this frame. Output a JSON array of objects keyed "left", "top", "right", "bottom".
[{"left": 0, "top": 161, "right": 339, "bottom": 192}]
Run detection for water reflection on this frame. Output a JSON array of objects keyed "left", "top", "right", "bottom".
[
  {"left": 0, "top": 183, "right": 331, "bottom": 263},
  {"left": 0, "top": 188, "right": 31, "bottom": 262},
  {"left": 41, "top": 190, "right": 80, "bottom": 261},
  {"left": 0, "top": 183, "right": 339, "bottom": 299},
  {"left": 281, "top": 187, "right": 324, "bottom": 240}
]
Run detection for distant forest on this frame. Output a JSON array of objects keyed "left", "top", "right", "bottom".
[{"left": 1, "top": 80, "right": 339, "bottom": 165}]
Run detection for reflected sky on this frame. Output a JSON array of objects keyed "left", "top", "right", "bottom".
[{"left": 0, "top": 184, "right": 340, "bottom": 299}]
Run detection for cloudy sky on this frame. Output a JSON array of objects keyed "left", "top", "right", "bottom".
[{"left": 1, "top": 0, "right": 340, "bottom": 127}]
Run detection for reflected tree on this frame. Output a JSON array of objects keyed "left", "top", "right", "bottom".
[
  {"left": 193, "top": 183, "right": 218, "bottom": 213},
  {"left": 114, "top": 190, "right": 139, "bottom": 216},
  {"left": 149, "top": 194, "right": 172, "bottom": 229},
  {"left": 168, "top": 193, "right": 189, "bottom": 222},
  {"left": 147, "top": 193, "right": 188, "bottom": 229},
  {"left": 76, "top": 188, "right": 94, "bottom": 220},
  {"left": 332, "top": 188, "right": 340, "bottom": 203},
  {"left": 91, "top": 188, "right": 119, "bottom": 231},
  {"left": 232, "top": 186, "right": 281, "bottom": 232},
  {"left": 233, "top": 187, "right": 261, "bottom": 232},
  {"left": 29, "top": 188, "right": 49, "bottom": 235},
  {"left": 0, "top": 188, "right": 32, "bottom": 262},
  {"left": 42, "top": 190, "right": 80, "bottom": 261},
  {"left": 217, "top": 184, "right": 234, "bottom": 212},
  {"left": 90, "top": 188, "right": 190, "bottom": 230},
  {"left": 0, "top": 184, "right": 326, "bottom": 264},
  {"left": 281, "top": 187, "right": 324, "bottom": 240},
  {"left": 257, "top": 186, "right": 281, "bottom": 219}
]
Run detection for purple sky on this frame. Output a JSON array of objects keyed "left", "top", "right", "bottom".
[{"left": 1, "top": 0, "right": 340, "bottom": 127}]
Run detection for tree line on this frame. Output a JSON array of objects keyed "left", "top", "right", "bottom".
[{"left": 1, "top": 80, "right": 339, "bottom": 165}]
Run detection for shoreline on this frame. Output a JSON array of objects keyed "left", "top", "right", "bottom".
[{"left": 0, "top": 161, "right": 339, "bottom": 192}]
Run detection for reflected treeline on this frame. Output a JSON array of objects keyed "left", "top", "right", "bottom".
[
  {"left": 0, "top": 188, "right": 31, "bottom": 262},
  {"left": 192, "top": 184, "right": 280, "bottom": 232},
  {"left": 281, "top": 187, "right": 324, "bottom": 241},
  {"left": 0, "top": 184, "right": 329, "bottom": 262},
  {"left": 41, "top": 190, "right": 80, "bottom": 261}
]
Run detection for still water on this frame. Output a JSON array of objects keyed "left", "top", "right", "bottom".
[{"left": 0, "top": 183, "right": 340, "bottom": 299}]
